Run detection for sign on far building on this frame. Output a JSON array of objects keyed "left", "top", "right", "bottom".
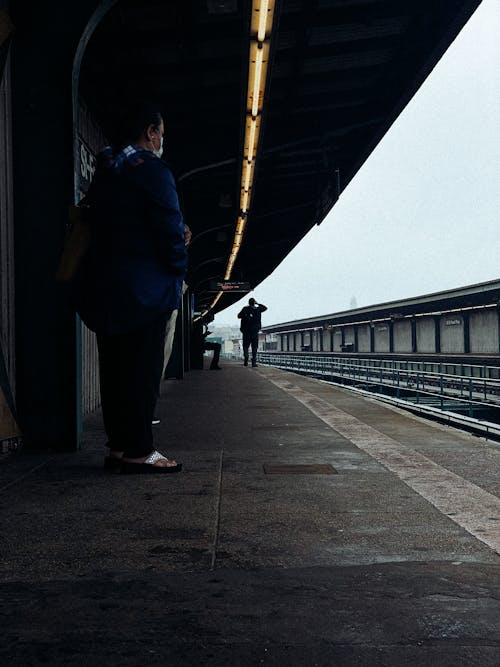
[{"left": 208, "top": 281, "right": 252, "bottom": 293}]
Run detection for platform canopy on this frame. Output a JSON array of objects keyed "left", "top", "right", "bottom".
[{"left": 79, "top": 0, "right": 481, "bottom": 319}]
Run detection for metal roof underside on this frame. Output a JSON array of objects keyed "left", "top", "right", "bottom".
[{"left": 78, "top": 0, "right": 482, "bottom": 318}]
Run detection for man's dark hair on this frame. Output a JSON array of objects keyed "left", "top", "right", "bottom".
[{"left": 114, "top": 104, "right": 163, "bottom": 148}]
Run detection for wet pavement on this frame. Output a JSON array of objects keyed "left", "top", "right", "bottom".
[{"left": 1, "top": 360, "right": 499, "bottom": 665}]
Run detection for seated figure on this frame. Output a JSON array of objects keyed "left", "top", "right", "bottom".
[{"left": 192, "top": 322, "right": 221, "bottom": 370}]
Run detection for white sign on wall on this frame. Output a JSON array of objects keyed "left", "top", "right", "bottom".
[{"left": 78, "top": 138, "right": 96, "bottom": 190}]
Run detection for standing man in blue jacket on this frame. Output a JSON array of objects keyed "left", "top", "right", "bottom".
[
  {"left": 238, "top": 298, "right": 267, "bottom": 367},
  {"left": 75, "top": 106, "right": 187, "bottom": 473}
]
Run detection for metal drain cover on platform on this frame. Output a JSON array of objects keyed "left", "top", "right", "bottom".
[{"left": 263, "top": 464, "right": 337, "bottom": 475}]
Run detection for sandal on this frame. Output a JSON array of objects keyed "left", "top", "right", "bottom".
[{"left": 120, "top": 450, "right": 182, "bottom": 474}]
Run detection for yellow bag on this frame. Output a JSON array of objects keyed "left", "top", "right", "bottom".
[{"left": 55, "top": 205, "right": 91, "bottom": 283}]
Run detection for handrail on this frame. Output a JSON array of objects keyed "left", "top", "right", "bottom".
[
  {"left": 258, "top": 352, "right": 500, "bottom": 379},
  {"left": 257, "top": 352, "right": 500, "bottom": 413}
]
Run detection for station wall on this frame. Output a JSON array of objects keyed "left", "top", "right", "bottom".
[
  {"left": 357, "top": 324, "right": 371, "bottom": 352},
  {"left": 470, "top": 311, "right": 499, "bottom": 353},
  {"left": 393, "top": 320, "right": 412, "bottom": 352},
  {"left": 440, "top": 316, "right": 464, "bottom": 353},
  {"left": 416, "top": 318, "right": 435, "bottom": 353},
  {"left": 344, "top": 326, "right": 355, "bottom": 348},
  {"left": 374, "top": 325, "right": 390, "bottom": 352},
  {"left": 274, "top": 307, "right": 500, "bottom": 357},
  {"left": 332, "top": 330, "right": 342, "bottom": 352},
  {"left": 76, "top": 101, "right": 106, "bottom": 415}
]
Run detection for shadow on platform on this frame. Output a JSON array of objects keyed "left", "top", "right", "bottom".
[{"left": 1, "top": 360, "right": 499, "bottom": 665}]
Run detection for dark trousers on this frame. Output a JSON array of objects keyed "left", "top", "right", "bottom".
[
  {"left": 96, "top": 312, "right": 169, "bottom": 458},
  {"left": 242, "top": 332, "right": 258, "bottom": 362},
  {"left": 203, "top": 341, "right": 221, "bottom": 368}
]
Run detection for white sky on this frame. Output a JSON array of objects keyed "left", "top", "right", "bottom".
[{"left": 215, "top": 0, "right": 500, "bottom": 328}]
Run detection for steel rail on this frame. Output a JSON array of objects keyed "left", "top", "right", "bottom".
[{"left": 257, "top": 352, "right": 500, "bottom": 415}]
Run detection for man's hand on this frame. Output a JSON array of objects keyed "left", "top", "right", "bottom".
[{"left": 184, "top": 224, "right": 192, "bottom": 246}]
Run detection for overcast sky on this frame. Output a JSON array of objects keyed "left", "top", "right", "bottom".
[{"left": 214, "top": 0, "right": 500, "bottom": 328}]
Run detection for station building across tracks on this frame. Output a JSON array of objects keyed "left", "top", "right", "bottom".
[{"left": 262, "top": 279, "right": 500, "bottom": 358}]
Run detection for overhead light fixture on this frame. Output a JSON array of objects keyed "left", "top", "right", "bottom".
[
  {"left": 251, "top": 44, "right": 264, "bottom": 117},
  {"left": 247, "top": 41, "right": 270, "bottom": 117},
  {"left": 257, "top": 0, "right": 270, "bottom": 41},
  {"left": 251, "top": 0, "right": 274, "bottom": 42},
  {"left": 245, "top": 116, "right": 260, "bottom": 163},
  {"left": 242, "top": 160, "right": 254, "bottom": 192},
  {"left": 236, "top": 216, "right": 246, "bottom": 235},
  {"left": 210, "top": 292, "right": 223, "bottom": 308},
  {"left": 241, "top": 189, "right": 250, "bottom": 212},
  {"left": 202, "top": 0, "right": 276, "bottom": 319}
]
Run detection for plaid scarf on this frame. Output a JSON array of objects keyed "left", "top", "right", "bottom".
[{"left": 97, "top": 145, "right": 148, "bottom": 173}]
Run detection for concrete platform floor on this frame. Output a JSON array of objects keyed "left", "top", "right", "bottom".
[{"left": 1, "top": 359, "right": 499, "bottom": 665}]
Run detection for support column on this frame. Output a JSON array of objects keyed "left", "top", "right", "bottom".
[
  {"left": 11, "top": 0, "right": 103, "bottom": 449},
  {"left": 463, "top": 313, "right": 470, "bottom": 354},
  {"left": 497, "top": 306, "right": 500, "bottom": 354},
  {"left": 411, "top": 318, "right": 417, "bottom": 353},
  {"left": 434, "top": 316, "right": 441, "bottom": 354}
]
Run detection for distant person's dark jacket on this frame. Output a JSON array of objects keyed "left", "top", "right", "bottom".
[
  {"left": 238, "top": 304, "right": 267, "bottom": 335},
  {"left": 74, "top": 146, "right": 188, "bottom": 335}
]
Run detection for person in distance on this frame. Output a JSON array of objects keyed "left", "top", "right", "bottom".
[{"left": 238, "top": 297, "right": 267, "bottom": 367}]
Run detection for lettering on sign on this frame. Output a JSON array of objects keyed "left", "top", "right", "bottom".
[
  {"left": 80, "top": 141, "right": 96, "bottom": 183},
  {"left": 377, "top": 326, "right": 388, "bottom": 332},
  {"left": 76, "top": 137, "right": 97, "bottom": 199},
  {"left": 445, "top": 319, "right": 462, "bottom": 326},
  {"left": 208, "top": 280, "right": 251, "bottom": 293}
]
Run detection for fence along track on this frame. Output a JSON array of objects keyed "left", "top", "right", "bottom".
[{"left": 258, "top": 352, "right": 500, "bottom": 439}]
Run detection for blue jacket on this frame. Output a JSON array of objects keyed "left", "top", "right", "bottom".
[{"left": 74, "top": 146, "right": 188, "bottom": 335}]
